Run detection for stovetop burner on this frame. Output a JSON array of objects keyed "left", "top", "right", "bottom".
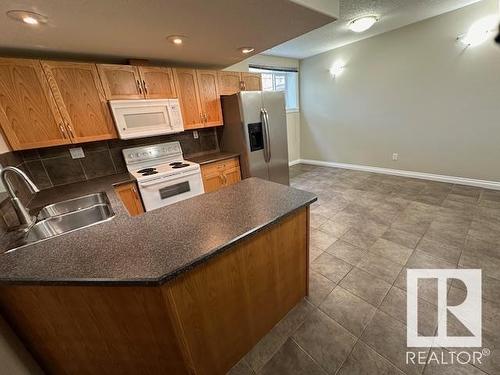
[
  {"left": 171, "top": 163, "right": 190, "bottom": 169},
  {"left": 137, "top": 168, "right": 157, "bottom": 174},
  {"left": 141, "top": 170, "right": 158, "bottom": 176},
  {"left": 169, "top": 162, "right": 184, "bottom": 166}
]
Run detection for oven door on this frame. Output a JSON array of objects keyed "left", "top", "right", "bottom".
[
  {"left": 138, "top": 171, "right": 204, "bottom": 211},
  {"left": 109, "top": 99, "right": 184, "bottom": 139}
]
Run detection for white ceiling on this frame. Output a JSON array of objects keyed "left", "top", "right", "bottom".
[
  {"left": 0, "top": 0, "right": 334, "bottom": 68},
  {"left": 265, "top": 0, "right": 483, "bottom": 59}
]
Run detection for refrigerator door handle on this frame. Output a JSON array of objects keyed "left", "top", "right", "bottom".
[
  {"left": 264, "top": 109, "right": 271, "bottom": 162},
  {"left": 260, "top": 108, "right": 270, "bottom": 162}
]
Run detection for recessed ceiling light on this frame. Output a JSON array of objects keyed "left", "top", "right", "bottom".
[
  {"left": 348, "top": 15, "right": 378, "bottom": 33},
  {"left": 167, "top": 35, "right": 186, "bottom": 45},
  {"left": 239, "top": 47, "right": 255, "bottom": 54},
  {"left": 7, "top": 10, "right": 47, "bottom": 25}
]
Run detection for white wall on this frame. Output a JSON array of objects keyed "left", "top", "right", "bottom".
[
  {"left": 300, "top": 0, "right": 500, "bottom": 181},
  {"left": 225, "top": 55, "right": 301, "bottom": 163}
]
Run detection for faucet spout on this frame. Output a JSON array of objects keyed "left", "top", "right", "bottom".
[{"left": 0, "top": 166, "right": 39, "bottom": 228}]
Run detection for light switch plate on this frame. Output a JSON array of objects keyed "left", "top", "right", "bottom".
[
  {"left": 70, "top": 147, "right": 85, "bottom": 159},
  {"left": 193, "top": 130, "right": 199, "bottom": 139}
]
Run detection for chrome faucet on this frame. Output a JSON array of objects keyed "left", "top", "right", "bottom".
[{"left": 0, "top": 166, "right": 39, "bottom": 228}]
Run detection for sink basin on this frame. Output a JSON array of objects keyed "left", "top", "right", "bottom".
[
  {"left": 6, "top": 203, "right": 115, "bottom": 253},
  {"left": 37, "top": 192, "right": 109, "bottom": 220}
]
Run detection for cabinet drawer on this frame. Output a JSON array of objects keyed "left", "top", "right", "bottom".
[{"left": 201, "top": 157, "right": 239, "bottom": 176}]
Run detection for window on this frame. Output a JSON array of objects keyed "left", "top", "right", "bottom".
[{"left": 249, "top": 66, "right": 299, "bottom": 111}]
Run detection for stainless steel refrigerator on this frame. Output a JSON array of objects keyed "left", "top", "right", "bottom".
[{"left": 220, "top": 91, "right": 289, "bottom": 185}]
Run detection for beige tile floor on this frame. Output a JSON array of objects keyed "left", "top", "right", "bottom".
[{"left": 227, "top": 164, "right": 500, "bottom": 375}]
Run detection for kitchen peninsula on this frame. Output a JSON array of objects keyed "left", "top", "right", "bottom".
[{"left": 0, "top": 177, "right": 315, "bottom": 375}]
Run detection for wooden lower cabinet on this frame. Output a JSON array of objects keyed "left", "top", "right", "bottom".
[
  {"left": 201, "top": 157, "right": 241, "bottom": 193},
  {"left": 114, "top": 182, "right": 144, "bottom": 216},
  {"left": 0, "top": 208, "right": 309, "bottom": 375}
]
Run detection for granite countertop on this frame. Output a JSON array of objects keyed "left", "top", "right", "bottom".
[
  {"left": 0, "top": 176, "right": 316, "bottom": 286},
  {"left": 186, "top": 152, "right": 240, "bottom": 165}
]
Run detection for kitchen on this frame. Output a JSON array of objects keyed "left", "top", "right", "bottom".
[
  {"left": 0, "top": 1, "right": 331, "bottom": 374},
  {"left": 1, "top": 1, "right": 500, "bottom": 375}
]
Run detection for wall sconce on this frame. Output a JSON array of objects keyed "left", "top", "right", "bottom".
[
  {"left": 329, "top": 62, "right": 345, "bottom": 78},
  {"left": 457, "top": 15, "right": 498, "bottom": 47}
]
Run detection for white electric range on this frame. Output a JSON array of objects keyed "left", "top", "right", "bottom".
[{"left": 123, "top": 142, "right": 204, "bottom": 211}]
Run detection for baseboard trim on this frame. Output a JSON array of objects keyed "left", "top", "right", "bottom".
[
  {"left": 296, "top": 159, "right": 500, "bottom": 190},
  {"left": 288, "top": 159, "right": 301, "bottom": 167}
]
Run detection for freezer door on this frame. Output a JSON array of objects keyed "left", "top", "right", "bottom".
[
  {"left": 239, "top": 91, "right": 269, "bottom": 180},
  {"left": 262, "top": 91, "right": 289, "bottom": 185}
]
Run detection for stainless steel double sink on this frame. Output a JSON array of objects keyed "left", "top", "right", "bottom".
[{"left": 6, "top": 192, "right": 115, "bottom": 253}]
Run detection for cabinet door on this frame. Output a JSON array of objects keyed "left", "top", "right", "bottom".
[
  {"left": 97, "top": 64, "right": 144, "bottom": 100},
  {"left": 114, "top": 182, "right": 144, "bottom": 216},
  {"left": 138, "top": 67, "right": 177, "bottom": 99},
  {"left": 42, "top": 61, "right": 117, "bottom": 143},
  {"left": 241, "top": 73, "right": 262, "bottom": 91},
  {"left": 223, "top": 165, "right": 241, "bottom": 186},
  {"left": 196, "top": 70, "right": 222, "bottom": 127},
  {"left": 0, "top": 58, "right": 70, "bottom": 150},
  {"left": 173, "top": 68, "right": 204, "bottom": 129},
  {"left": 217, "top": 71, "right": 242, "bottom": 95},
  {"left": 201, "top": 169, "right": 224, "bottom": 193}
]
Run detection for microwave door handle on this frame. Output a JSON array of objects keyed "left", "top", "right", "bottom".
[
  {"left": 264, "top": 109, "right": 271, "bottom": 162},
  {"left": 260, "top": 109, "right": 269, "bottom": 162}
]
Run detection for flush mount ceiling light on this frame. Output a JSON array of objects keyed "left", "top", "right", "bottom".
[
  {"left": 239, "top": 47, "right": 255, "bottom": 54},
  {"left": 458, "top": 15, "right": 498, "bottom": 47},
  {"left": 7, "top": 10, "right": 48, "bottom": 25},
  {"left": 348, "top": 15, "right": 378, "bottom": 33},
  {"left": 167, "top": 35, "right": 187, "bottom": 45}
]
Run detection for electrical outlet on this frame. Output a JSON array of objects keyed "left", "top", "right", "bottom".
[
  {"left": 392, "top": 153, "right": 399, "bottom": 161},
  {"left": 69, "top": 147, "right": 85, "bottom": 159},
  {"left": 193, "top": 130, "right": 199, "bottom": 139}
]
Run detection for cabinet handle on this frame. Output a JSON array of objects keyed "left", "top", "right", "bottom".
[
  {"left": 132, "top": 186, "right": 139, "bottom": 200},
  {"left": 66, "top": 124, "right": 75, "bottom": 139},
  {"left": 142, "top": 80, "right": 148, "bottom": 95},
  {"left": 200, "top": 113, "right": 204, "bottom": 123},
  {"left": 136, "top": 80, "right": 143, "bottom": 94},
  {"left": 59, "top": 124, "right": 67, "bottom": 139},
  {"left": 204, "top": 113, "right": 208, "bottom": 122},
  {"left": 240, "top": 81, "right": 246, "bottom": 91}
]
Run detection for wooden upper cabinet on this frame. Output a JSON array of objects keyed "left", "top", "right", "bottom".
[
  {"left": 42, "top": 61, "right": 117, "bottom": 143},
  {"left": 241, "top": 73, "right": 262, "bottom": 91},
  {"left": 217, "top": 71, "right": 242, "bottom": 95},
  {"left": 97, "top": 64, "right": 143, "bottom": 100},
  {"left": 196, "top": 70, "right": 222, "bottom": 127},
  {"left": 138, "top": 67, "right": 177, "bottom": 99},
  {"left": 0, "top": 58, "right": 70, "bottom": 150},
  {"left": 173, "top": 68, "right": 203, "bottom": 129}
]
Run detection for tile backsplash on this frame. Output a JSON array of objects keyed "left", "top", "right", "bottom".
[
  {"left": 10, "top": 128, "right": 218, "bottom": 190},
  {"left": 0, "top": 128, "right": 218, "bottom": 232}
]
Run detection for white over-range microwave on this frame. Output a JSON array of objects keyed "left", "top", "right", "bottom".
[{"left": 109, "top": 99, "right": 184, "bottom": 139}]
